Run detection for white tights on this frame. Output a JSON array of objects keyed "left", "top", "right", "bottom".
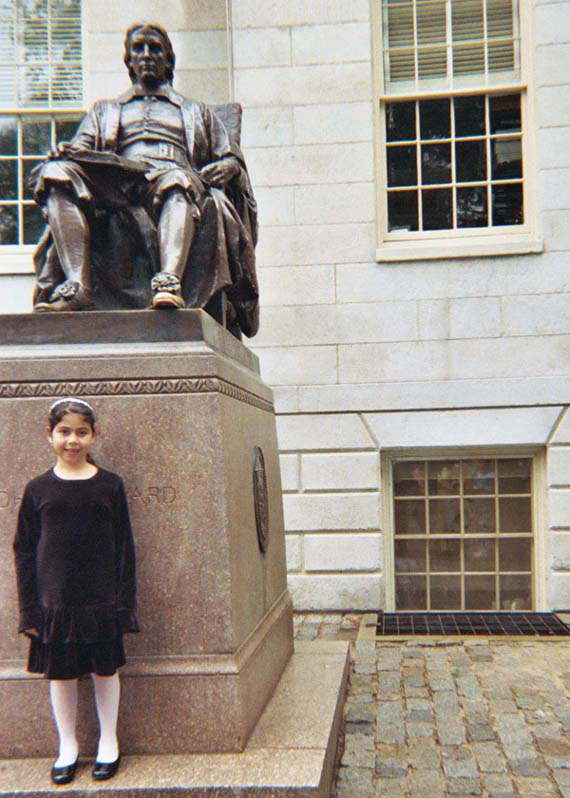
[{"left": 49, "top": 673, "right": 120, "bottom": 766}]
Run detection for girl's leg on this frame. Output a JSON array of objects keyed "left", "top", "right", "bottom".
[
  {"left": 49, "top": 679, "right": 79, "bottom": 766},
  {"left": 91, "top": 672, "right": 120, "bottom": 762}
]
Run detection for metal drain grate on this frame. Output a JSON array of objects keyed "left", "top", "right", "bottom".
[{"left": 375, "top": 612, "right": 570, "bottom": 637}]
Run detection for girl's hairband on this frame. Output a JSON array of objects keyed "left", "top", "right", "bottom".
[{"left": 49, "top": 398, "right": 95, "bottom": 413}]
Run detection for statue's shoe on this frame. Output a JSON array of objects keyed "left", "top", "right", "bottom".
[
  {"left": 150, "top": 273, "right": 184, "bottom": 309},
  {"left": 151, "top": 290, "right": 185, "bottom": 309},
  {"left": 34, "top": 282, "right": 95, "bottom": 312},
  {"left": 92, "top": 756, "right": 121, "bottom": 781}
]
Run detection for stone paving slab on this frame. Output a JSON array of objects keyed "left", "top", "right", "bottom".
[{"left": 293, "top": 613, "right": 570, "bottom": 797}]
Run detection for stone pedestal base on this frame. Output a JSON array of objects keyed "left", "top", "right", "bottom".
[
  {"left": 0, "top": 311, "right": 293, "bottom": 756},
  {"left": 0, "top": 642, "right": 349, "bottom": 798}
]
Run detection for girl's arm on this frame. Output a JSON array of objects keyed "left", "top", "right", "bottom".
[
  {"left": 13, "top": 485, "right": 43, "bottom": 634},
  {"left": 115, "top": 480, "right": 140, "bottom": 634}
]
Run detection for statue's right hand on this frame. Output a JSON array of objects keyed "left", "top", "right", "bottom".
[
  {"left": 23, "top": 628, "right": 39, "bottom": 638},
  {"left": 46, "top": 141, "right": 72, "bottom": 160}
]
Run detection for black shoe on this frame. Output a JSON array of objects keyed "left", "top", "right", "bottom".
[
  {"left": 92, "top": 755, "right": 121, "bottom": 781},
  {"left": 51, "top": 759, "right": 78, "bottom": 785}
]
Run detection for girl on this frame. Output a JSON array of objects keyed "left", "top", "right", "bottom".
[{"left": 13, "top": 398, "right": 139, "bottom": 784}]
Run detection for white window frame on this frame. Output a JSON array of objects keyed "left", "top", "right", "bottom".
[
  {"left": 381, "top": 447, "right": 547, "bottom": 612},
  {"left": 371, "top": 0, "right": 543, "bottom": 262},
  {"left": 0, "top": 1, "right": 85, "bottom": 276}
]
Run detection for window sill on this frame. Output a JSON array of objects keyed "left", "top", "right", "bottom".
[
  {"left": 0, "top": 246, "right": 36, "bottom": 275},
  {"left": 376, "top": 234, "right": 544, "bottom": 262}
]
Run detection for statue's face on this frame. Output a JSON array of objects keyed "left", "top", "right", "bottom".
[{"left": 127, "top": 28, "right": 169, "bottom": 86}]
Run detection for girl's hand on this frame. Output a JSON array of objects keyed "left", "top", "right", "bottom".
[{"left": 23, "top": 628, "right": 39, "bottom": 638}]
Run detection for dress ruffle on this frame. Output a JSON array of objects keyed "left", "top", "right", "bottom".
[{"left": 36, "top": 603, "right": 139, "bottom": 644}]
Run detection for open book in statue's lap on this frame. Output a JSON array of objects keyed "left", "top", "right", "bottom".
[{"left": 31, "top": 24, "right": 259, "bottom": 339}]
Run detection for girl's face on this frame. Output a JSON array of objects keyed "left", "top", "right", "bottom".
[{"left": 48, "top": 412, "right": 95, "bottom": 466}]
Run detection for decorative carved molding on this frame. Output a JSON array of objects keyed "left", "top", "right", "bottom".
[{"left": 0, "top": 377, "right": 273, "bottom": 413}]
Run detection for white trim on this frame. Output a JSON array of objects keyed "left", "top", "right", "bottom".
[
  {"left": 0, "top": 246, "right": 35, "bottom": 274},
  {"left": 376, "top": 233, "right": 543, "bottom": 261}
]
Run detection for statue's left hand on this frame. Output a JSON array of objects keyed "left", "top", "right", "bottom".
[{"left": 200, "top": 158, "right": 240, "bottom": 187}]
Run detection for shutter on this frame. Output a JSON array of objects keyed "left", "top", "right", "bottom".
[
  {"left": 383, "top": 0, "right": 518, "bottom": 89},
  {"left": 0, "top": 0, "right": 82, "bottom": 108}
]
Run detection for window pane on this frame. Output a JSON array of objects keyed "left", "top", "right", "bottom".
[
  {"left": 490, "top": 94, "right": 521, "bottom": 134},
  {"left": 452, "top": 0, "right": 484, "bottom": 41},
  {"left": 492, "top": 138, "right": 522, "bottom": 179},
  {"left": 418, "top": 46, "right": 447, "bottom": 79},
  {"left": 22, "top": 64, "right": 49, "bottom": 106},
  {"left": 388, "top": 190, "right": 418, "bottom": 231},
  {"left": 417, "top": 1, "right": 446, "bottom": 44},
  {"left": 0, "top": 117, "right": 17, "bottom": 155},
  {"left": 395, "top": 539, "right": 426, "bottom": 572},
  {"left": 396, "top": 574, "right": 427, "bottom": 609},
  {"left": 428, "top": 461, "right": 460, "bottom": 495},
  {"left": 454, "top": 95, "right": 485, "bottom": 137},
  {"left": 22, "top": 117, "right": 51, "bottom": 154},
  {"left": 499, "top": 538, "right": 531, "bottom": 572},
  {"left": 55, "top": 117, "right": 80, "bottom": 142},
  {"left": 492, "top": 183, "right": 523, "bottom": 225},
  {"left": 430, "top": 575, "right": 461, "bottom": 609},
  {"left": 22, "top": 158, "right": 42, "bottom": 199},
  {"left": 395, "top": 499, "right": 426, "bottom": 535},
  {"left": 456, "top": 140, "right": 487, "bottom": 182},
  {"left": 464, "top": 497, "right": 496, "bottom": 534},
  {"left": 421, "top": 142, "right": 451, "bottom": 184},
  {"left": 0, "top": 205, "right": 18, "bottom": 243},
  {"left": 465, "top": 539, "right": 495, "bottom": 571},
  {"left": 498, "top": 459, "right": 531, "bottom": 494},
  {"left": 429, "top": 498, "right": 460, "bottom": 533},
  {"left": 388, "top": 49, "right": 415, "bottom": 83},
  {"left": 386, "top": 101, "right": 416, "bottom": 142},
  {"left": 499, "top": 574, "right": 531, "bottom": 610},
  {"left": 465, "top": 574, "right": 496, "bottom": 609},
  {"left": 420, "top": 99, "right": 450, "bottom": 139},
  {"left": 453, "top": 43, "right": 485, "bottom": 75},
  {"left": 499, "top": 497, "right": 531, "bottom": 533},
  {"left": 457, "top": 186, "right": 488, "bottom": 228},
  {"left": 422, "top": 188, "right": 451, "bottom": 229},
  {"left": 429, "top": 539, "right": 460, "bottom": 572},
  {"left": 0, "top": 159, "right": 17, "bottom": 199},
  {"left": 23, "top": 18, "right": 48, "bottom": 61},
  {"left": 23, "top": 203, "right": 44, "bottom": 243},
  {"left": 463, "top": 459, "right": 495, "bottom": 494},
  {"left": 387, "top": 2, "right": 414, "bottom": 48},
  {"left": 388, "top": 145, "right": 417, "bottom": 187},
  {"left": 394, "top": 461, "right": 426, "bottom": 496}
]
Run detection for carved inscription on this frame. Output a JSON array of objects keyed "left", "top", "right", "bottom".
[
  {"left": 0, "top": 485, "right": 177, "bottom": 511},
  {"left": 126, "top": 485, "right": 177, "bottom": 508},
  {"left": 0, "top": 489, "right": 21, "bottom": 510}
]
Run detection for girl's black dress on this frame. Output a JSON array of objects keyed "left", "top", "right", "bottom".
[{"left": 13, "top": 467, "right": 139, "bottom": 680}]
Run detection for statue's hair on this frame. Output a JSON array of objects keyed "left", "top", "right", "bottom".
[{"left": 124, "top": 23, "right": 175, "bottom": 85}]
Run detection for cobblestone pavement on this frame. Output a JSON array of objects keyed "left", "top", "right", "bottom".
[{"left": 293, "top": 613, "right": 570, "bottom": 798}]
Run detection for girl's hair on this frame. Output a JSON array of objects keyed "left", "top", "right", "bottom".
[{"left": 47, "top": 399, "right": 97, "bottom": 433}]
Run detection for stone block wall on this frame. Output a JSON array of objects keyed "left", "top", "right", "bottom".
[{"left": 232, "top": 0, "right": 570, "bottom": 610}]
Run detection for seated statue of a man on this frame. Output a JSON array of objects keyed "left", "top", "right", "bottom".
[{"left": 31, "top": 23, "right": 259, "bottom": 337}]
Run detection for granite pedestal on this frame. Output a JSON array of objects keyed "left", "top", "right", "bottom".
[{"left": 0, "top": 311, "right": 294, "bottom": 757}]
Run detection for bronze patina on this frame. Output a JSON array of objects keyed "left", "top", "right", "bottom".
[{"left": 31, "top": 23, "right": 259, "bottom": 337}]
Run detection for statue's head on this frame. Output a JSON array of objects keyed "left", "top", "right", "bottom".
[{"left": 124, "top": 23, "right": 175, "bottom": 86}]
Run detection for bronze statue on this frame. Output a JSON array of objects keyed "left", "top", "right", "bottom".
[{"left": 31, "top": 23, "right": 259, "bottom": 337}]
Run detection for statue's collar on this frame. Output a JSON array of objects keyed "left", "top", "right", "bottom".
[{"left": 117, "top": 84, "right": 183, "bottom": 106}]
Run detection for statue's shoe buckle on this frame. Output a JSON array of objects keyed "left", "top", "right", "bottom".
[
  {"left": 150, "top": 273, "right": 184, "bottom": 309},
  {"left": 34, "top": 280, "right": 95, "bottom": 312}
]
